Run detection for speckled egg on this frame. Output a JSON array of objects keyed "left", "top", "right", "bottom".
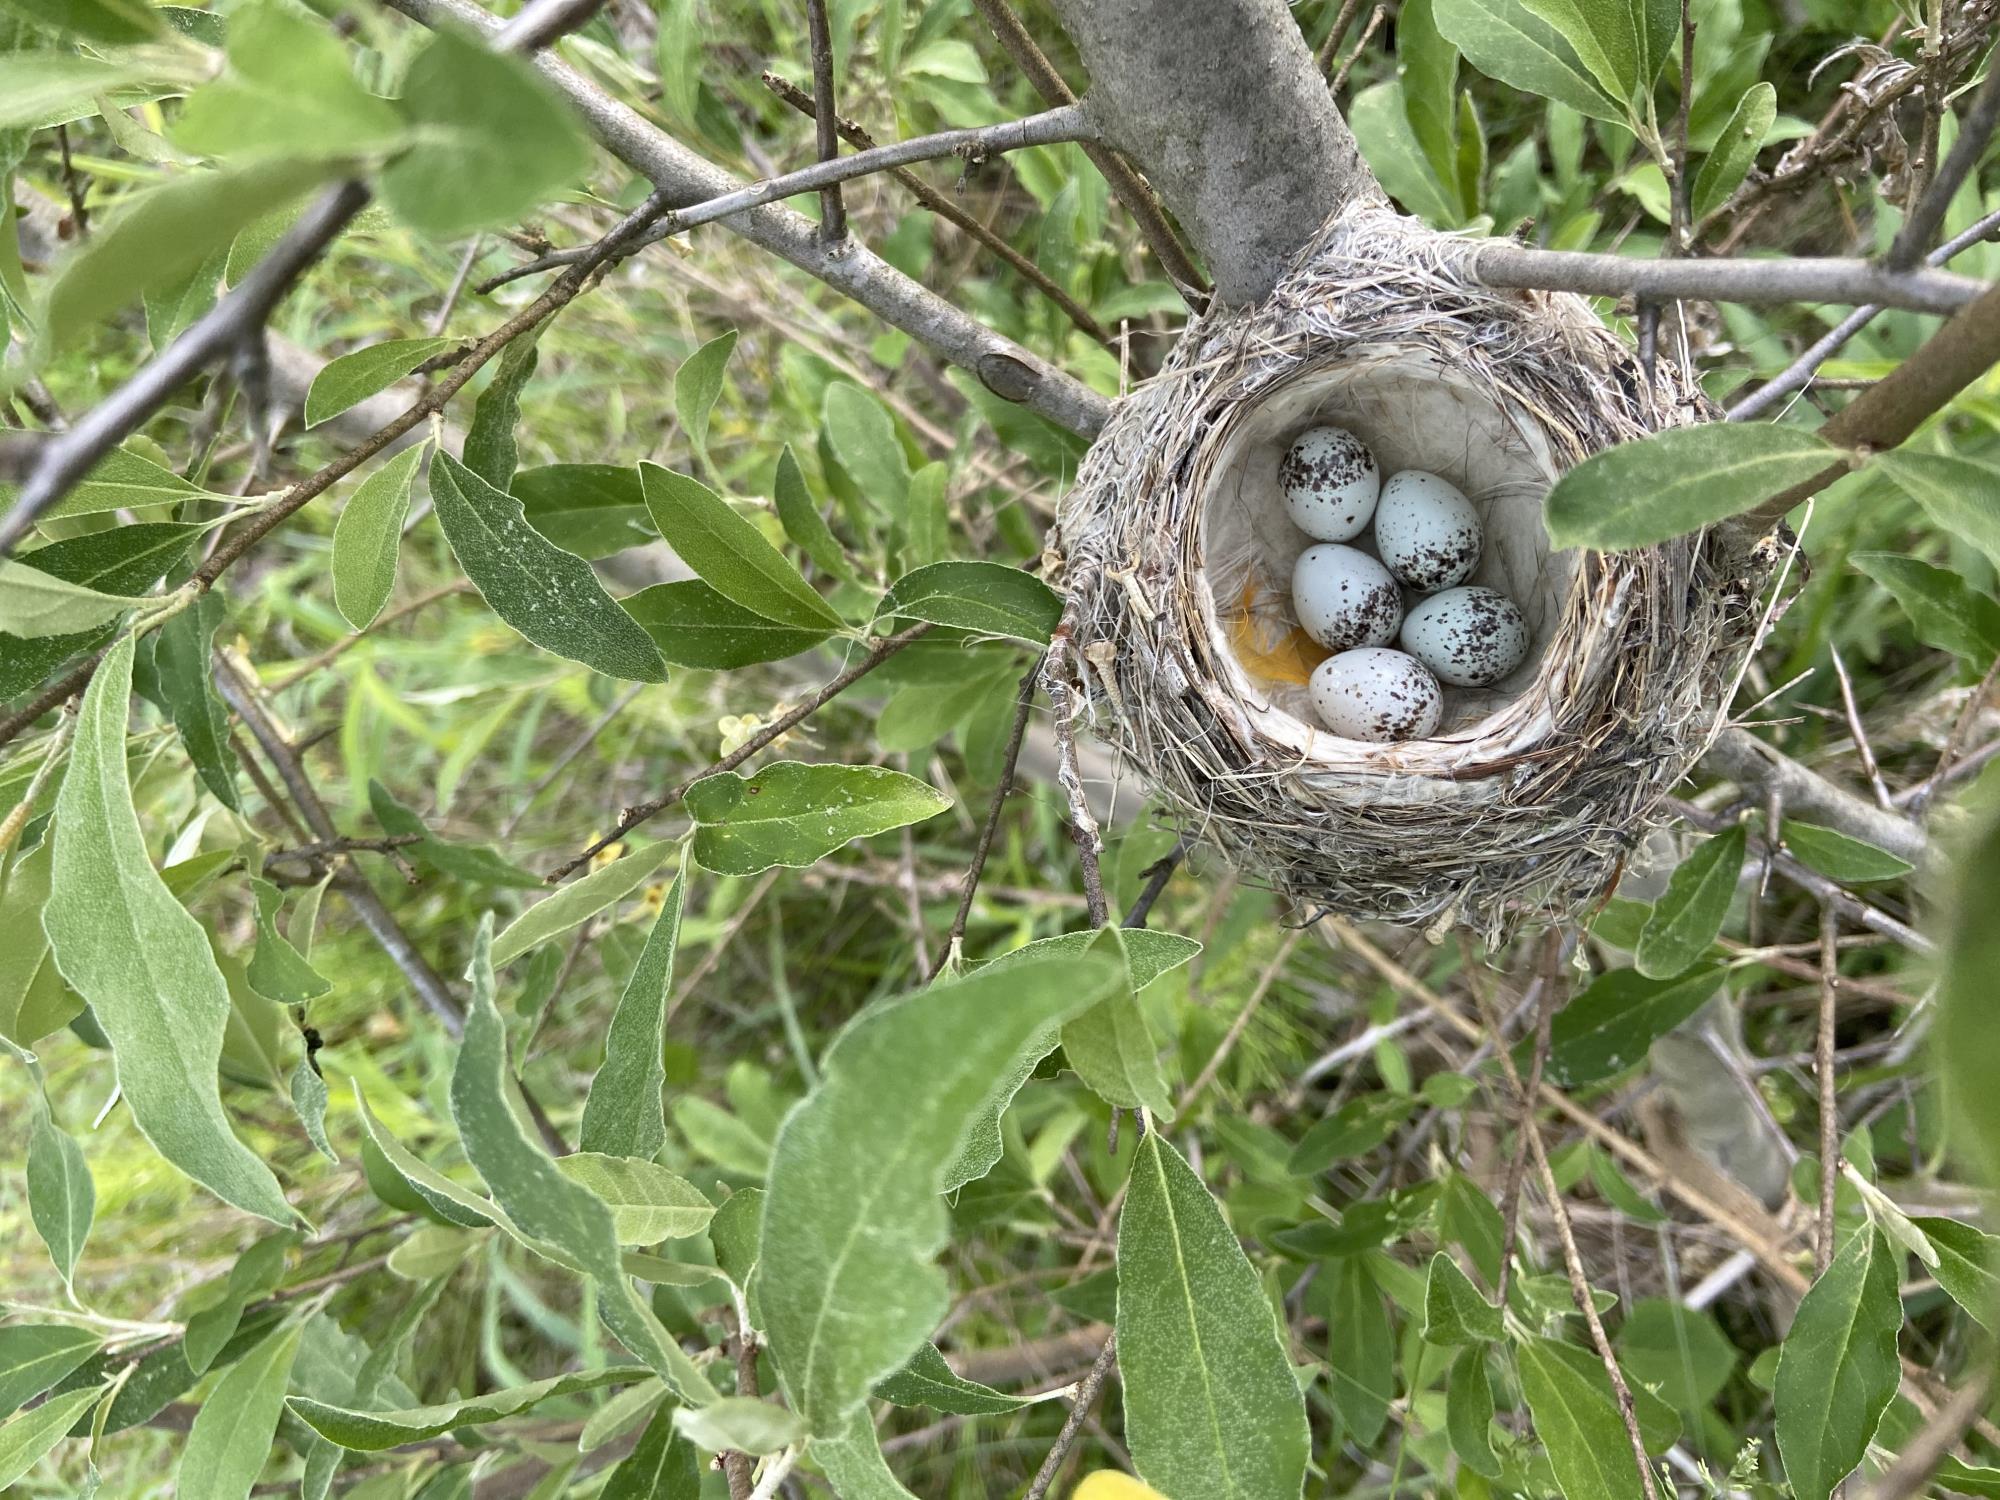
[
  {"left": 1309, "top": 648, "right": 1443, "bottom": 742},
  {"left": 1400, "top": 586, "right": 1530, "bottom": 688},
  {"left": 1373, "top": 470, "right": 1482, "bottom": 590},
  {"left": 1280, "top": 426, "right": 1380, "bottom": 542},
  {"left": 1292, "top": 543, "right": 1402, "bottom": 653}
]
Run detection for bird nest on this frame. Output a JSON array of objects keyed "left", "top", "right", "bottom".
[{"left": 1049, "top": 208, "right": 1776, "bottom": 940}]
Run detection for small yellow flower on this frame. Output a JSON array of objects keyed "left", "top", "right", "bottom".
[
  {"left": 1072, "top": 1475, "right": 1167, "bottom": 1500},
  {"left": 588, "top": 838, "right": 625, "bottom": 870}
]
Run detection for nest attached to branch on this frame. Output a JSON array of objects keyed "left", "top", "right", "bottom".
[{"left": 1050, "top": 209, "right": 1775, "bottom": 941}]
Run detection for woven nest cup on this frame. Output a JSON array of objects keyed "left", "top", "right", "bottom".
[{"left": 1051, "top": 209, "right": 1774, "bottom": 941}]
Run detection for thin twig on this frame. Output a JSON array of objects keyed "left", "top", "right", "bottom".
[
  {"left": 268, "top": 582, "right": 473, "bottom": 691},
  {"left": 1828, "top": 645, "right": 1892, "bottom": 810},
  {"left": 1021, "top": 1330, "right": 1119, "bottom": 1500},
  {"left": 55, "top": 124, "right": 88, "bottom": 239},
  {"left": 1495, "top": 932, "right": 1562, "bottom": 1306},
  {"left": 1315, "top": 0, "right": 1366, "bottom": 75},
  {"left": 547, "top": 623, "right": 936, "bottom": 880},
  {"left": 1906, "top": 651, "right": 2000, "bottom": 813},
  {"left": 723, "top": 1311, "right": 760, "bottom": 1499},
  {"left": 1816, "top": 901, "right": 1841, "bottom": 1276},
  {"left": 1329, "top": 5, "right": 1386, "bottom": 94},
  {"left": 1120, "top": 839, "right": 1189, "bottom": 929},
  {"left": 933, "top": 656, "right": 1043, "bottom": 979},
  {"left": 1887, "top": 54, "right": 2000, "bottom": 271},
  {"left": 803, "top": 0, "right": 846, "bottom": 242},
  {"left": 430, "top": 237, "right": 484, "bottom": 336},
  {"left": 501, "top": 682, "right": 645, "bottom": 838},
  {"left": 1857, "top": 1366, "right": 1996, "bottom": 1500},
  {"left": 1177, "top": 929, "right": 1304, "bottom": 1116}
]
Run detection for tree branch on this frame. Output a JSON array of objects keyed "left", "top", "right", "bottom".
[
  {"left": 1702, "top": 727, "right": 1929, "bottom": 868},
  {"left": 803, "top": 0, "right": 846, "bottom": 243},
  {"left": 1469, "top": 244, "right": 1986, "bottom": 315},
  {"left": 1886, "top": 55, "right": 2000, "bottom": 272}
]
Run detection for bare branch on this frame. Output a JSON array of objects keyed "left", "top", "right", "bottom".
[
  {"left": 1887, "top": 54, "right": 2000, "bottom": 271},
  {"left": 1702, "top": 727, "right": 1928, "bottom": 868},
  {"left": 803, "top": 0, "right": 846, "bottom": 243},
  {"left": 494, "top": 0, "right": 605, "bottom": 49},
  {"left": 935, "top": 657, "right": 1043, "bottom": 979},
  {"left": 1328, "top": 5, "right": 1387, "bottom": 94},
  {"left": 1021, "top": 1330, "right": 1119, "bottom": 1500},
  {"left": 1815, "top": 901, "right": 1840, "bottom": 1276}
]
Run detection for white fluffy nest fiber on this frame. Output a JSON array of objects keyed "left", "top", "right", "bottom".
[{"left": 1049, "top": 208, "right": 1779, "bottom": 940}]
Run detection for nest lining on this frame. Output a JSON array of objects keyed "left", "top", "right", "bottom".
[{"left": 1051, "top": 208, "right": 1772, "bottom": 938}]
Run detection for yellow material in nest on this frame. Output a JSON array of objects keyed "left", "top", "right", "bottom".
[{"left": 1226, "top": 575, "right": 1323, "bottom": 688}]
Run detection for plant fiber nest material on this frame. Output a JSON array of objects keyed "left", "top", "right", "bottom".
[{"left": 1050, "top": 208, "right": 1776, "bottom": 940}]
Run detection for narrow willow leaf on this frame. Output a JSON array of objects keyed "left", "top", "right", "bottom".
[
  {"left": 1692, "top": 82, "right": 1775, "bottom": 218},
  {"left": 1518, "top": 1335, "right": 1654, "bottom": 1500},
  {"left": 672, "top": 1395, "right": 806, "bottom": 1455},
  {"left": 1851, "top": 552, "right": 2000, "bottom": 663},
  {"left": 1913, "top": 1216, "right": 1999, "bottom": 1331},
  {"left": 1634, "top": 825, "right": 1745, "bottom": 978},
  {"left": 1781, "top": 820, "right": 1915, "bottom": 883},
  {"left": 602, "top": 1402, "right": 701, "bottom": 1499},
  {"left": 1317, "top": 1253, "right": 1394, "bottom": 1444},
  {"left": 685, "top": 761, "right": 950, "bottom": 876},
  {"left": 1875, "top": 451, "right": 2000, "bottom": 571},
  {"left": 430, "top": 451, "right": 666, "bottom": 682},
  {"left": 1118, "top": 1131, "right": 1309, "bottom": 1499},
  {"left": 452, "top": 916, "right": 716, "bottom": 1404},
  {"left": 491, "top": 840, "right": 673, "bottom": 967},
  {"left": 638, "top": 463, "right": 844, "bottom": 629},
  {"left": 1543, "top": 426, "right": 1839, "bottom": 551},
  {"left": 0, "top": 448, "right": 212, "bottom": 525},
  {"left": 27, "top": 1096, "right": 94, "bottom": 1291},
  {"left": 0, "top": 560, "right": 149, "bottom": 638},
  {"left": 184, "top": 1230, "right": 293, "bottom": 1374},
  {"left": 773, "top": 445, "right": 849, "bottom": 581},
  {"left": 291, "top": 1059, "right": 336, "bottom": 1161},
  {"left": 1350, "top": 82, "right": 1462, "bottom": 225},
  {"left": 0, "top": 522, "right": 200, "bottom": 702},
  {"left": 1941, "top": 812, "right": 2000, "bottom": 1187},
  {"left": 176, "top": 1319, "right": 303, "bottom": 1500},
  {"left": 1434, "top": 0, "right": 1625, "bottom": 123},
  {"left": 45, "top": 635, "right": 297, "bottom": 1225},
  {"left": 245, "top": 877, "right": 330, "bottom": 1004},
  {"left": 1539, "top": 966, "right": 1725, "bottom": 1085},
  {"left": 554, "top": 1153, "right": 714, "bottom": 1244},
  {"left": 624, "top": 580, "right": 833, "bottom": 669},
  {"left": 579, "top": 1378, "right": 665, "bottom": 1454},
  {"left": 709, "top": 1187, "right": 763, "bottom": 1295},
  {"left": 1511, "top": 0, "right": 1635, "bottom": 99},
  {"left": 874, "top": 1343, "right": 1034, "bottom": 1415},
  {"left": 877, "top": 561, "right": 1061, "bottom": 644},
  {"left": 1287, "top": 1095, "right": 1415, "bottom": 1175},
  {"left": 151, "top": 589, "right": 242, "bottom": 810},
  {"left": 1061, "top": 927, "right": 1173, "bottom": 1118},
  {"left": 300, "top": 1278, "right": 448, "bottom": 1500},
  {"left": 353, "top": 1086, "right": 501, "bottom": 1230},
  {"left": 305, "top": 340, "right": 451, "bottom": 428},
  {"left": 754, "top": 951, "right": 1117, "bottom": 1432},
  {"left": 580, "top": 870, "right": 683, "bottom": 1159},
  {"left": 463, "top": 334, "right": 540, "bottom": 491},
  {"left": 332, "top": 445, "right": 425, "bottom": 630},
  {"left": 673, "top": 330, "right": 737, "bottom": 470},
  {"left": 366, "top": 780, "right": 540, "bottom": 889},
  {"left": 1421, "top": 1252, "right": 1501, "bottom": 1345},
  {"left": 514, "top": 464, "right": 654, "bottom": 558},
  {"left": 901, "top": 461, "right": 948, "bottom": 569},
  {"left": 0, "top": 1326, "right": 100, "bottom": 1420},
  {"left": 1773, "top": 1229, "right": 1901, "bottom": 1500},
  {"left": 1446, "top": 1346, "right": 1501, "bottom": 1477},
  {"left": 290, "top": 1365, "right": 651, "bottom": 1451},
  {"left": 822, "top": 383, "right": 910, "bottom": 514},
  {"left": 0, "top": 0, "right": 160, "bottom": 45},
  {"left": 810, "top": 1408, "right": 921, "bottom": 1499},
  {"left": 0, "top": 1383, "right": 103, "bottom": 1489}
]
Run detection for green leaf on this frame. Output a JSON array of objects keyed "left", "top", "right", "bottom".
[
  {"left": 1615, "top": 1299, "right": 1737, "bottom": 1412},
  {"left": 291, "top": 1058, "right": 335, "bottom": 1161},
  {"left": 451, "top": 916, "right": 716, "bottom": 1404},
  {"left": 1874, "top": 451, "right": 2000, "bottom": 572},
  {"left": 624, "top": 580, "right": 833, "bottom": 669},
  {"left": 0, "top": 1383, "right": 102, "bottom": 1489},
  {"left": 0, "top": 560, "right": 149, "bottom": 638},
  {"left": 902, "top": 461, "right": 948, "bottom": 570},
  {"left": 0, "top": 1326, "right": 100, "bottom": 1420},
  {"left": 1422, "top": 1252, "right": 1502, "bottom": 1344},
  {"left": 1852, "top": 551, "right": 2000, "bottom": 663},
  {"left": 145, "top": 246, "right": 227, "bottom": 347},
  {"left": 307, "top": 340, "right": 451, "bottom": 430},
  {"left": 176, "top": 1319, "right": 303, "bottom": 1500},
  {"left": 353, "top": 1086, "right": 497, "bottom": 1230},
  {"left": 45, "top": 635, "right": 298, "bottom": 1225},
  {"left": 1399, "top": 0, "right": 1460, "bottom": 188},
  {"left": 1773, "top": 1229, "right": 1901, "bottom": 1500},
  {"left": 300, "top": 1277, "right": 449, "bottom": 1500},
  {"left": 1349, "top": 82, "right": 1462, "bottom": 226},
  {"left": 1062, "top": 927, "right": 1174, "bottom": 1118},
  {"left": 602, "top": 1402, "right": 702, "bottom": 1499},
  {"left": 184, "top": 1229, "right": 293, "bottom": 1373},
  {"left": 580, "top": 869, "right": 683, "bottom": 1159},
  {"left": 1540, "top": 966, "right": 1726, "bottom": 1084},
  {"left": 1434, "top": 0, "right": 1625, "bottom": 124},
  {"left": 672, "top": 1396, "right": 806, "bottom": 1456},
  {"left": 27, "top": 1095, "right": 94, "bottom": 1292},
  {"left": 1544, "top": 426, "right": 1840, "bottom": 551},
  {"left": 429, "top": 450, "right": 666, "bottom": 682},
  {"left": 822, "top": 383, "right": 910, "bottom": 514},
  {"left": 514, "top": 464, "right": 655, "bottom": 558},
  {"left": 773, "top": 444, "right": 849, "bottom": 580},
  {"left": 45, "top": 156, "right": 336, "bottom": 353},
  {"left": 0, "top": 523, "right": 200, "bottom": 702},
  {"left": 463, "top": 333, "right": 540, "bottom": 491},
  {"left": 754, "top": 950, "right": 1118, "bottom": 1433},
  {"left": 1913, "top": 1216, "right": 1999, "bottom": 1331},
  {"left": 1317, "top": 1253, "right": 1394, "bottom": 1443},
  {"left": 491, "top": 839, "right": 673, "bottom": 967},
  {"left": 1118, "top": 1130, "right": 1309, "bottom": 1499},
  {"left": 1634, "top": 825, "right": 1745, "bottom": 978},
  {"left": 332, "top": 443, "right": 425, "bottom": 630},
  {"left": 554, "top": 1153, "right": 713, "bottom": 1244},
  {"left": 291, "top": 1365, "right": 652, "bottom": 1451},
  {"left": 366, "top": 779, "right": 540, "bottom": 889},
  {"left": 810, "top": 1408, "right": 922, "bottom": 1500},
  {"left": 877, "top": 561, "right": 1060, "bottom": 644},
  {"left": 1446, "top": 1347, "right": 1501, "bottom": 1477},
  {"left": 1286, "top": 1094, "right": 1416, "bottom": 1175},
  {"left": 638, "top": 464, "right": 843, "bottom": 630},
  {"left": 379, "top": 28, "right": 591, "bottom": 237},
  {"left": 151, "top": 589, "right": 242, "bottom": 810},
  {"left": 245, "top": 878, "right": 330, "bottom": 1004},
  {"left": 0, "top": 50, "right": 155, "bottom": 126},
  {"left": 1692, "top": 81, "right": 1775, "bottom": 219},
  {"left": 674, "top": 330, "right": 737, "bottom": 471},
  {"left": 0, "top": 448, "right": 212, "bottom": 526},
  {"left": 685, "top": 761, "right": 950, "bottom": 875},
  {"left": 1517, "top": 1336, "right": 1655, "bottom": 1500},
  {"left": 874, "top": 1343, "right": 1035, "bottom": 1415},
  {"left": 1781, "top": 820, "right": 1915, "bottom": 883},
  {"left": 1942, "top": 812, "right": 2000, "bottom": 1187},
  {"left": 173, "top": 2, "right": 404, "bottom": 163},
  {"left": 0, "top": 0, "right": 158, "bottom": 43}
]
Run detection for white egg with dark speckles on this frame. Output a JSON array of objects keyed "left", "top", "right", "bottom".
[
  {"left": 1400, "top": 586, "right": 1530, "bottom": 687},
  {"left": 1280, "top": 425, "right": 1380, "bottom": 541},
  {"left": 1292, "top": 543, "right": 1402, "bottom": 653},
  {"left": 1373, "top": 470, "right": 1482, "bottom": 590},
  {"left": 1309, "top": 648, "right": 1443, "bottom": 742}
]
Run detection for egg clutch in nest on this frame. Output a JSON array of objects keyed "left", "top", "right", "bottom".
[{"left": 1048, "top": 209, "right": 1779, "bottom": 941}]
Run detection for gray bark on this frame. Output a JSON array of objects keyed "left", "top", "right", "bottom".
[{"left": 1043, "top": 0, "right": 1384, "bottom": 305}]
